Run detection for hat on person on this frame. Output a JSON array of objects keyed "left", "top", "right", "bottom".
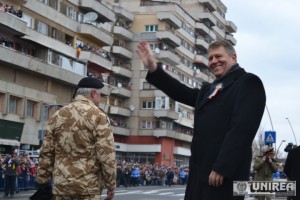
[
  {"left": 77, "top": 76, "right": 104, "bottom": 89},
  {"left": 73, "top": 76, "right": 104, "bottom": 98},
  {"left": 263, "top": 147, "right": 274, "bottom": 155}
]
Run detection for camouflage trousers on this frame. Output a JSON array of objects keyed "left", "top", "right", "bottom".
[{"left": 53, "top": 194, "right": 102, "bottom": 200}]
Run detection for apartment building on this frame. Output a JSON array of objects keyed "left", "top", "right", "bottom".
[{"left": 0, "top": 0, "right": 236, "bottom": 167}]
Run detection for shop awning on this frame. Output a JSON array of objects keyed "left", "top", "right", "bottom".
[{"left": 0, "top": 139, "right": 20, "bottom": 146}]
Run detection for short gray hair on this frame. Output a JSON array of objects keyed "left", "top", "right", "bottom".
[
  {"left": 208, "top": 40, "right": 236, "bottom": 56},
  {"left": 75, "top": 88, "right": 99, "bottom": 97}
]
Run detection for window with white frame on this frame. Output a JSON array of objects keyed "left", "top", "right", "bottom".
[
  {"left": 141, "top": 120, "right": 156, "bottom": 129},
  {"left": 155, "top": 96, "right": 169, "bottom": 110},
  {"left": 149, "top": 43, "right": 159, "bottom": 51},
  {"left": 145, "top": 25, "right": 158, "bottom": 32},
  {"left": 142, "top": 100, "right": 155, "bottom": 109}
]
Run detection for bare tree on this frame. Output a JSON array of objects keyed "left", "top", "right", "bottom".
[{"left": 252, "top": 126, "right": 265, "bottom": 157}]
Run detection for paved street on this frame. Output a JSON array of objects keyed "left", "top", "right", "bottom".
[{"left": 2, "top": 185, "right": 288, "bottom": 200}]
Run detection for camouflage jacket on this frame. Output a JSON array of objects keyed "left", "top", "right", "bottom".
[
  {"left": 253, "top": 157, "right": 277, "bottom": 181},
  {"left": 37, "top": 95, "right": 116, "bottom": 195}
]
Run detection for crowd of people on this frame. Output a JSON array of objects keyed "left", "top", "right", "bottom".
[
  {"left": 0, "top": 35, "right": 14, "bottom": 48},
  {"left": 115, "top": 161, "right": 189, "bottom": 188},
  {"left": 0, "top": 151, "right": 189, "bottom": 194},
  {"left": 0, "top": 152, "right": 38, "bottom": 198},
  {"left": 0, "top": 2, "right": 23, "bottom": 18}
]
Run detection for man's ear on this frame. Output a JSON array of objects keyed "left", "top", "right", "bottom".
[{"left": 90, "top": 89, "right": 96, "bottom": 98}]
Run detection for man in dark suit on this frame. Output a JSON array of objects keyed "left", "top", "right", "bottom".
[
  {"left": 137, "top": 40, "right": 266, "bottom": 200},
  {"left": 284, "top": 145, "right": 300, "bottom": 200}
]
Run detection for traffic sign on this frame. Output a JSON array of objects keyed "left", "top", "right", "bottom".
[{"left": 264, "top": 131, "right": 276, "bottom": 144}]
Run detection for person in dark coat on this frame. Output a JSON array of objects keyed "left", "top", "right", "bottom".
[
  {"left": 284, "top": 145, "right": 300, "bottom": 200},
  {"left": 137, "top": 40, "right": 266, "bottom": 200}
]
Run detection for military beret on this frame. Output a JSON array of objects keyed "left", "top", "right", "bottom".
[
  {"left": 77, "top": 76, "right": 104, "bottom": 89},
  {"left": 264, "top": 147, "right": 274, "bottom": 155}
]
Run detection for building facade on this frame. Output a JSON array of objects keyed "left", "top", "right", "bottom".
[{"left": 0, "top": 0, "right": 236, "bottom": 167}]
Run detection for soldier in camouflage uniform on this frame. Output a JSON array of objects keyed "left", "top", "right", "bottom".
[
  {"left": 253, "top": 147, "right": 278, "bottom": 200},
  {"left": 35, "top": 77, "right": 116, "bottom": 200}
]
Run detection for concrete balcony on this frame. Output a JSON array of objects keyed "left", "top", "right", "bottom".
[
  {"left": 174, "top": 116, "right": 194, "bottom": 129},
  {"left": 195, "top": 71, "right": 214, "bottom": 83},
  {"left": 154, "top": 110, "right": 179, "bottom": 120},
  {"left": 0, "top": 12, "right": 27, "bottom": 36},
  {"left": 78, "top": 51, "right": 112, "bottom": 70},
  {"left": 113, "top": 6, "right": 134, "bottom": 22},
  {"left": 153, "top": 129, "right": 192, "bottom": 142},
  {"left": 101, "top": 85, "right": 111, "bottom": 97},
  {"left": 111, "top": 126, "right": 130, "bottom": 136},
  {"left": 111, "top": 86, "right": 131, "bottom": 98},
  {"left": 195, "top": 38, "right": 209, "bottom": 51},
  {"left": 23, "top": 0, "right": 78, "bottom": 32},
  {"left": 195, "top": 54, "right": 209, "bottom": 66},
  {"left": 198, "top": 0, "right": 217, "bottom": 11},
  {"left": 173, "top": 146, "right": 191, "bottom": 156},
  {"left": 11, "top": 0, "right": 27, "bottom": 4},
  {"left": 22, "top": 28, "right": 76, "bottom": 59},
  {"left": 212, "top": 25, "right": 225, "bottom": 38},
  {"left": 156, "top": 50, "right": 180, "bottom": 66},
  {"left": 79, "top": 0, "right": 115, "bottom": 22},
  {"left": 176, "top": 63, "right": 194, "bottom": 77},
  {"left": 115, "top": 142, "right": 161, "bottom": 152},
  {"left": 112, "top": 66, "right": 132, "bottom": 78},
  {"left": 195, "top": 22, "right": 217, "bottom": 40},
  {"left": 225, "top": 34, "right": 237, "bottom": 45},
  {"left": 156, "top": 31, "right": 181, "bottom": 47},
  {"left": 79, "top": 23, "right": 114, "bottom": 46},
  {"left": 109, "top": 106, "right": 130, "bottom": 117},
  {"left": 212, "top": 11, "right": 226, "bottom": 25},
  {"left": 113, "top": 26, "right": 133, "bottom": 41},
  {"left": 157, "top": 12, "right": 182, "bottom": 29},
  {"left": 225, "top": 20, "right": 237, "bottom": 33},
  {"left": 103, "top": 46, "right": 133, "bottom": 60},
  {"left": 139, "top": 109, "right": 178, "bottom": 120},
  {"left": 0, "top": 45, "right": 83, "bottom": 85},
  {"left": 199, "top": 12, "right": 217, "bottom": 27},
  {"left": 176, "top": 46, "right": 195, "bottom": 61},
  {"left": 177, "top": 28, "right": 195, "bottom": 44}
]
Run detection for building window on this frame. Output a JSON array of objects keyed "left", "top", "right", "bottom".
[
  {"left": 149, "top": 43, "right": 159, "bottom": 51},
  {"left": 141, "top": 120, "right": 156, "bottom": 129},
  {"left": 26, "top": 100, "right": 37, "bottom": 118},
  {"left": 35, "top": 20, "right": 48, "bottom": 35},
  {"left": 9, "top": 96, "right": 22, "bottom": 115},
  {"left": 145, "top": 25, "right": 158, "bottom": 32},
  {"left": 143, "top": 82, "right": 156, "bottom": 90},
  {"left": 0, "top": 93, "right": 5, "bottom": 113},
  {"left": 142, "top": 100, "right": 155, "bottom": 109}
]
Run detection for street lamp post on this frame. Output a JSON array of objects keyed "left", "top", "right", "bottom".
[
  {"left": 285, "top": 118, "right": 298, "bottom": 145},
  {"left": 275, "top": 140, "right": 286, "bottom": 160}
]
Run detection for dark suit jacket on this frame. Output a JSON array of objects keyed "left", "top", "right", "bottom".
[
  {"left": 284, "top": 146, "right": 300, "bottom": 200},
  {"left": 146, "top": 64, "right": 266, "bottom": 200}
]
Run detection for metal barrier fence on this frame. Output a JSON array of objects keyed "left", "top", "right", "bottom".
[{"left": 0, "top": 173, "right": 37, "bottom": 191}]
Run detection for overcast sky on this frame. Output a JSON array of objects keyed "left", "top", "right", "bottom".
[{"left": 222, "top": 0, "right": 300, "bottom": 154}]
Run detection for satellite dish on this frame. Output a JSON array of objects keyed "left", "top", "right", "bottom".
[
  {"left": 154, "top": 48, "right": 160, "bottom": 54},
  {"left": 83, "top": 12, "right": 98, "bottom": 23},
  {"left": 195, "top": 69, "right": 200, "bottom": 74},
  {"left": 117, "top": 83, "right": 122, "bottom": 88},
  {"left": 129, "top": 105, "right": 135, "bottom": 111}
]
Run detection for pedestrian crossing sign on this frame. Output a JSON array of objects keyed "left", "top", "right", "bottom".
[{"left": 264, "top": 131, "right": 276, "bottom": 144}]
